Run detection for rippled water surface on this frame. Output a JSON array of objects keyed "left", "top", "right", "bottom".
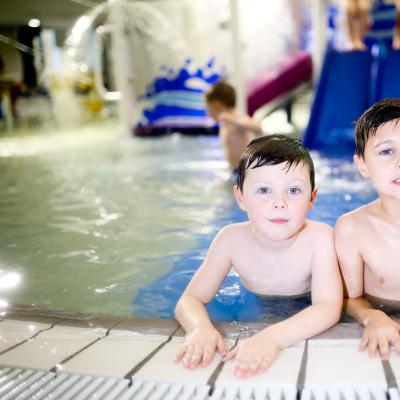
[{"left": 0, "top": 121, "right": 377, "bottom": 319}]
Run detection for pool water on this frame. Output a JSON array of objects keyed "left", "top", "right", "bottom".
[{"left": 0, "top": 121, "right": 377, "bottom": 321}]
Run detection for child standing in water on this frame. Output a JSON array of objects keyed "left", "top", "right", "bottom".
[
  {"left": 205, "top": 81, "right": 262, "bottom": 173},
  {"left": 336, "top": 98, "right": 400, "bottom": 360},
  {"left": 174, "top": 135, "right": 343, "bottom": 378}
]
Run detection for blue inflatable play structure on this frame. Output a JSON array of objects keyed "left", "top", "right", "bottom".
[
  {"left": 303, "top": 1, "right": 400, "bottom": 156},
  {"left": 303, "top": 49, "right": 372, "bottom": 155}
]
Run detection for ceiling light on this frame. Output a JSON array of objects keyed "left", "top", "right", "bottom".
[{"left": 28, "top": 19, "right": 41, "bottom": 28}]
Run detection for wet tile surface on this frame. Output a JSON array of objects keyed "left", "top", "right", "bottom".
[
  {"left": 61, "top": 333, "right": 169, "bottom": 377},
  {"left": 0, "top": 325, "right": 105, "bottom": 370},
  {"left": 310, "top": 323, "right": 363, "bottom": 340},
  {"left": 216, "top": 341, "right": 305, "bottom": 387},
  {"left": 113, "top": 317, "right": 179, "bottom": 336},
  {"left": 0, "top": 307, "right": 381, "bottom": 389},
  {"left": 387, "top": 348, "right": 400, "bottom": 385},
  {"left": 2, "top": 313, "right": 61, "bottom": 326},
  {"left": 306, "top": 339, "right": 387, "bottom": 387},
  {"left": 57, "top": 315, "right": 124, "bottom": 330},
  {"left": 133, "top": 336, "right": 224, "bottom": 384},
  {"left": 0, "top": 319, "right": 52, "bottom": 353}
]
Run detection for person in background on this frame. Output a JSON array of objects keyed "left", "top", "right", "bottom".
[
  {"left": 175, "top": 135, "right": 343, "bottom": 378},
  {"left": 342, "top": 0, "right": 400, "bottom": 50},
  {"left": 342, "top": 0, "right": 372, "bottom": 50},
  {"left": 205, "top": 81, "right": 262, "bottom": 173},
  {"left": 335, "top": 98, "right": 400, "bottom": 360},
  {"left": 0, "top": 52, "right": 21, "bottom": 119},
  {"left": 394, "top": 0, "right": 400, "bottom": 49}
]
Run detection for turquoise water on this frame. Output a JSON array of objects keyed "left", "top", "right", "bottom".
[{"left": 0, "top": 121, "right": 377, "bottom": 319}]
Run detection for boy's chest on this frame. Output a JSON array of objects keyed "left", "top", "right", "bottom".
[
  {"left": 360, "top": 226, "right": 400, "bottom": 270},
  {"left": 360, "top": 230, "right": 400, "bottom": 296},
  {"left": 232, "top": 251, "right": 313, "bottom": 295}
]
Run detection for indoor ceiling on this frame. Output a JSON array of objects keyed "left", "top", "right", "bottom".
[{"left": 0, "top": 0, "right": 104, "bottom": 43}]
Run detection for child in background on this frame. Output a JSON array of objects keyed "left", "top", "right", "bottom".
[
  {"left": 335, "top": 98, "right": 400, "bottom": 360},
  {"left": 175, "top": 135, "right": 342, "bottom": 378},
  {"left": 342, "top": 0, "right": 372, "bottom": 50},
  {"left": 205, "top": 81, "right": 262, "bottom": 173},
  {"left": 342, "top": 0, "right": 400, "bottom": 50},
  {"left": 394, "top": 0, "right": 400, "bottom": 49}
]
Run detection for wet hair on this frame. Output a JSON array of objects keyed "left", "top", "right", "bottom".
[
  {"left": 236, "top": 134, "right": 315, "bottom": 192},
  {"left": 205, "top": 80, "right": 236, "bottom": 108},
  {"left": 355, "top": 98, "right": 400, "bottom": 158}
]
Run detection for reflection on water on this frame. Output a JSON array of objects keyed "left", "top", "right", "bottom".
[
  {"left": 0, "top": 121, "right": 233, "bottom": 316},
  {"left": 308, "top": 151, "right": 377, "bottom": 226},
  {"left": 0, "top": 122, "right": 378, "bottom": 319}
]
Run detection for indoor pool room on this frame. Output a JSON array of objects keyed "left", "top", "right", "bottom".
[{"left": 0, "top": 0, "right": 400, "bottom": 399}]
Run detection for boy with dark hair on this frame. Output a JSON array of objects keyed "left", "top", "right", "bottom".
[
  {"left": 336, "top": 98, "right": 400, "bottom": 360},
  {"left": 205, "top": 80, "right": 262, "bottom": 172},
  {"left": 175, "top": 134, "right": 342, "bottom": 378}
]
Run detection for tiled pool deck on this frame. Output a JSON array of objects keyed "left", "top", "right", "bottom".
[{"left": 0, "top": 305, "right": 399, "bottom": 399}]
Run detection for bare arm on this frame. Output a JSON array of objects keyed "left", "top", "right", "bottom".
[
  {"left": 343, "top": 296, "right": 374, "bottom": 325},
  {"left": 269, "top": 226, "right": 343, "bottom": 347},
  {"left": 335, "top": 215, "right": 369, "bottom": 320},
  {"left": 175, "top": 226, "right": 234, "bottom": 330},
  {"left": 335, "top": 215, "right": 400, "bottom": 359},
  {"left": 174, "top": 226, "right": 235, "bottom": 367},
  {"left": 219, "top": 112, "right": 262, "bottom": 135},
  {"left": 225, "top": 225, "right": 342, "bottom": 377},
  {"left": 334, "top": 214, "right": 383, "bottom": 326}
]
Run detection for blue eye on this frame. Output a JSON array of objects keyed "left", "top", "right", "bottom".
[
  {"left": 379, "top": 148, "right": 393, "bottom": 156},
  {"left": 257, "top": 187, "right": 270, "bottom": 194},
  {"left": 288, "top": 187, "right": 301, "bottom": 195}
]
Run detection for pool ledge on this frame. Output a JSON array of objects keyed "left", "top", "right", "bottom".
[
  {"left": 0, "top": 303, "right": 373, "bottom": 340},
  {"left": 0, "top": 305, "right": 399, "bottom": 398}
]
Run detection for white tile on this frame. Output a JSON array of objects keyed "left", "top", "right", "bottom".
[
  {"left": 389, "top": 388, "right": 400, "bottom": 400},
  {"left": 386, "top": 348, "right": 400, "bottom": 385},
  {"left": 306, "top": 340, "right": 387, "bottom": 388},
  {"left": 133, "top": 336, "right": 223, "bottom": 384},
  {"left": 0, "top": 320, "right": 51, "bottom": 353},
  {"left": 308, "top": 338, "right": 360, "bottom": 347},
  {"left": 0, "top": 325, "right": 104, "bottom": 370},
  {"left": 216, "top": 342, "right": 305, "bottom": 387},
  {"left": 62, "top": 333, "right": 169, "bottom": 377},
  {"left": 35, "top": 325, "right": 107, "bottom": 341}
]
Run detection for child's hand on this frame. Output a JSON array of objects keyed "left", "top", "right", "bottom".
[
  {"left": 360, "top": 310, "right": 400, "bottom": 360},
  {"left": 223, "top": 330, "right": 281, "bottom": 378},
  {"left": 174, "top": 325, "right": 227, "bottom": 368}
]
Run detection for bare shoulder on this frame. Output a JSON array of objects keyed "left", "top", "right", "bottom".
[
  {"left": 304, "top": 220, "right": 334, "bottom": 241},
  {"left": 335, "top": 201, "right": 376, "bottom": 235},
  {"left": 217, "top": 221, "right": 251, "bottom": 242},
  {"left": 239, "top": 112, "right": 254, "bottom": 123},
  {"left": 301, "top": 221, "right": 336, "bottom": 263}
]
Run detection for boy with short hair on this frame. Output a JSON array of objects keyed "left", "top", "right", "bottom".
[
  {"left": 175, "top": 134, "right": 343, "bottom": 378},
  {"left": 335, "top": 98, "right": 400, "bottom": 360},
  {"left": 205, "top": 80, "right": 262, "bottom": 172}
]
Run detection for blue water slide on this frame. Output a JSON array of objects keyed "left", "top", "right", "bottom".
[
  {"left": 303, "top": 49, "right": 372, "bottom": 155},
  {"left": 375, "top": 49, "right": 400, "bottom": 100}
]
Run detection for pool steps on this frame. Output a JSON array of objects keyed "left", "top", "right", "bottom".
[{"left": 0, "top": 306, "right": 399, "bottom": 399}]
